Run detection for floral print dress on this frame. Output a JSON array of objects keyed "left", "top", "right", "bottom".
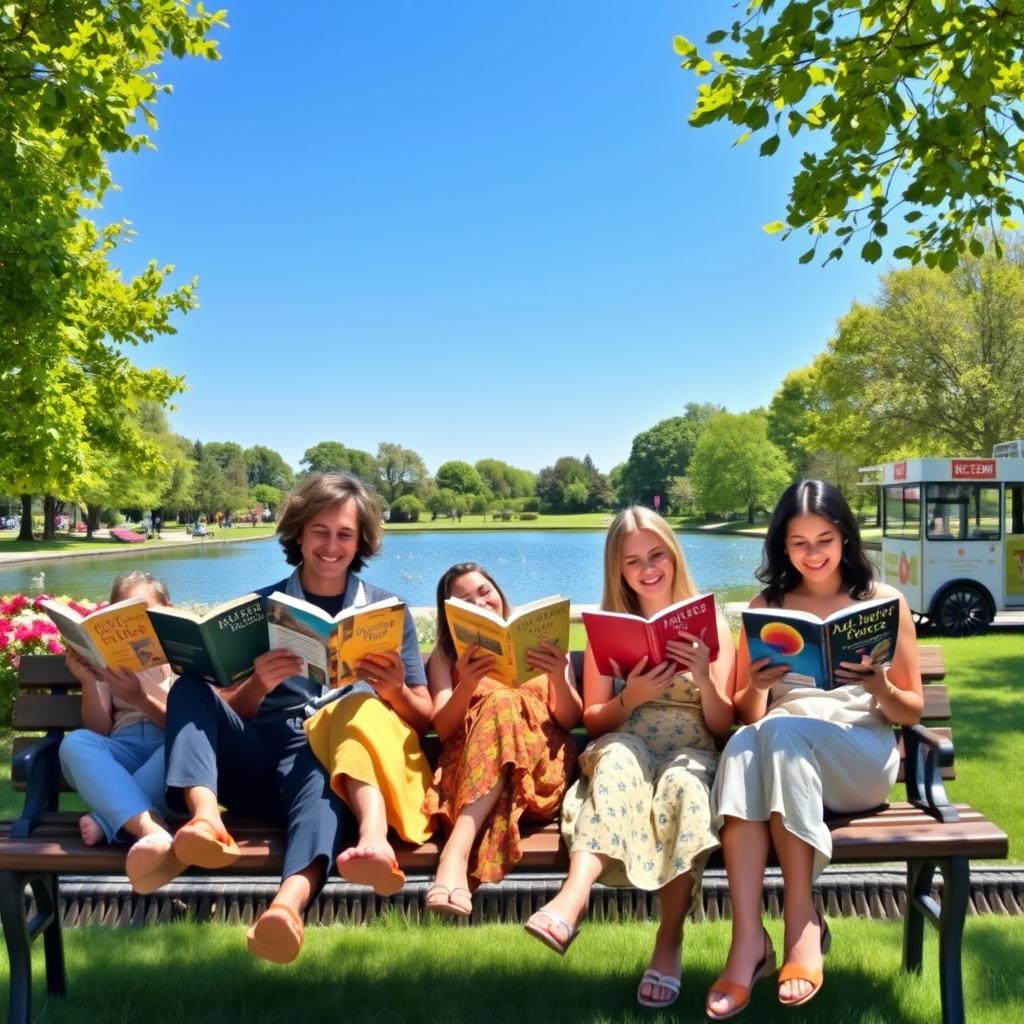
[
  {"left": 560, "top": 672, "right": 719, "bottom": 890},
  {"left": 423, "top": 674, "right": 576, "bottom": 886}
]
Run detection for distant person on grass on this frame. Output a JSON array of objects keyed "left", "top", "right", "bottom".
[
  {"left": 60, "top": 572, "right": 175, "bottom": 852},
  {"left": 421, "top": 562, "right": 581, "bottom": 917},
  {"left": 524, "top": 507, "right": 737, "bottom": 1010},
  {"left": 705, "top": 480, "right": 922, "bottom": 1019},
  {"left": 125, "top": 472, "right": 431, "bottom": 966}
]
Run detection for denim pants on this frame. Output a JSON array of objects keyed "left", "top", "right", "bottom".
[
  {"left": 59, "top": 720, "right": 168, "bottom": 843},
  {"left": 164, "top": 675, "right": 350, "bottom": 888}
]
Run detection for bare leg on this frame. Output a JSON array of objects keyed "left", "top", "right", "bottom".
[
  {"left": 121, "top": 809, "right": 171, "bottom": 841},
  {"left": 706, "top": 817, "right": 771, "bottom": 1018},
  {"left": 638, "top": 871, "right": 694, "bottom": 1004},
  {"left": 525, "top": 849, "right": 605, "bottom": 947},
  {"left": 181, "top": 785, "right": 225, "bottom": 831},
  {"left": 434, "top": 770, "right": 507, "bottom": 891},
  {"left": 770, "top": 812, "right": 822, "bottom": 1003},
  {"left": 336, "top": 778, "right": 396, "bottom": 866}
]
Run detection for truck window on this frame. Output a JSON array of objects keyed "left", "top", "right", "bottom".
[
  {"left": 925, "top": 483, "right": 1000, "bottom": 541},
  {"left": 1006, "top": 484, "right": 1024, "bottom": 536},
  {"left": 884, "top": 485, "right": 920, "bottom": 539}
]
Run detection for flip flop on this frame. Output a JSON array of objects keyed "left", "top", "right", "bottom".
[
  {"left": 425, "top": 883, "right": 473, "bottom": 919},
  {"left": 247, "top": 902, "right": 305, "bottom": 965},
  {"left": 523, "top": 909, "right": 580, "bottom": 956},
  {"left": 172, "top": 817, "right": 241, "bottom": 869},
  {"left": 126, "top": 832, "right": 185, "bottom": 895},
  {"left": 637, "top": 969, "right": 681, "bottom": 1009},
  {"left": 336, "top": 848, "right": 406, "bottom": 896}
]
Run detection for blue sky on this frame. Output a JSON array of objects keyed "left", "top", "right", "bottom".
[{"left": 105, "top": 2, "right": 885, "bottom": 477}]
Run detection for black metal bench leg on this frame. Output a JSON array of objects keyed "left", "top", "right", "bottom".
[
  {"left": 32, "top": 873, "right": 66, "bottom": 997},
  {"left": 904, "top": 858, "right": 933, "bottom": 973},
  {"left": 937, "top": 857, "right": 969, "bottom": 1024},
  {"left": 0, "top": 871, "right": 33, "bottom": 1024}
]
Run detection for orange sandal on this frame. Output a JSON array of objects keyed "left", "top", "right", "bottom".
[
  {"left": 706, "top": 930, "right": 777, "bottom": 1021},
  {"left": 778, "top": 913, "right": 831, "bottom": 1008},
  {"left": 247, "top": 902, "right": 304, "bottom": 964},
  {"left": 172, "top": 817, "right": 240, "bottom": 869}
]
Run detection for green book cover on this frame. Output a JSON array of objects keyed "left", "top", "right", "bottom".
[{"left": 148, "top": 593, "right": 268, "bottom": 687}]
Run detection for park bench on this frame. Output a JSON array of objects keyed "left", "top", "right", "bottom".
[{"left": 0, "top": 646, "right": 1009, "bottom": 1024}]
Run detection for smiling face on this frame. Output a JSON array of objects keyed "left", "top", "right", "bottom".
[
  {"left": 298, "top": 499, "right": 360, "bottom": 595},
  {"left": 619, "top": 528, "right": 676, "bottom": 614},
  {"left": 784, "top": 512, "right": 844, "bottom": 589},
  {"left": 449, "top": 570, "right": 505, "bottom": 616}
]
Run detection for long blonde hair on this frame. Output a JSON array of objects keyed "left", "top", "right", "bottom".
[{"left": 601, "top": 507, "right": 697, "bottom": 614}]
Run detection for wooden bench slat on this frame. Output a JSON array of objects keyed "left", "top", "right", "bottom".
[{"left": 13, "top": 695, "right": 83, "bottom": 731}]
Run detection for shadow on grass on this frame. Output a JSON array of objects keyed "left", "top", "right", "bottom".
[{"left": 9, "top": 916, "right": 1014, "bottom": 1024}]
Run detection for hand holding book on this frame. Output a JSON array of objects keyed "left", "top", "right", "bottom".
[{"left": 356, "top": 650, "right": 405, "bottom": 701}]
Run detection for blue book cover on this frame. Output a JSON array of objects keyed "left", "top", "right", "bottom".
[{"left": 742, "top": 597, "right": 899, "bottom": 690}]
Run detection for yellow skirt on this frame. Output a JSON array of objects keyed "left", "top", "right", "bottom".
[{"left": 304, "top": 692, "right": 433, "bottom": 844}]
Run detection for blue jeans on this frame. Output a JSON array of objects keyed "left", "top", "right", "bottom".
[{"left": 59, "top": 721, "right": 168, "bottom": 843}]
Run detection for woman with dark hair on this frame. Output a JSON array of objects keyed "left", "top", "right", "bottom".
[
  {"left": 705, "top": 480, "right": 923, "bottom": 1019},
  {"left": 420, "top": 562, "right": 580, "bottom": 916},
  {"left": 125, "top": 473, "right": 432, "bottom": 966}
]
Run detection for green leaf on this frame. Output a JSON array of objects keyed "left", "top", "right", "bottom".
[
  {"left": 861, "top": 240, "right": 883, "bottom": 263},
  {"left": 763, "top": 221, "right": 786, "bottom": 235},
  {"left": 760, "top": 135, "right": 781, "bottom": 157},
  {"left": 968, "top": 237, "right": 985, "bottom": 257},
  {"left": 798, "top": 248, "right": 816, "bottom": 264},
  {"left": 706, "top": 30, "right": 727, "bottom": 44}
]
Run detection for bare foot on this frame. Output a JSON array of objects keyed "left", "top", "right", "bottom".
[
  {"left": 336, "top": 842, "right": 405, "bottom": 895},
  {"left": 79, "top": 814, "right": 105, "bottom": 846}
]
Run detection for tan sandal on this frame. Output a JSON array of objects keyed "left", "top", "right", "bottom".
[
  {"left": 172, "top": 817, "right": 240, "bottom": 869},
  {"left": 247, "top": 902, "right": 304, "bottom": 964}
]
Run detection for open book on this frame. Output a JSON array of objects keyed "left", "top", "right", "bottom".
[
  {"left": 444, "top": 594, "right": 570, "bottom": 687},
  {"left": 742, "top": 596, "right": 900, "bottom": 691},
  {"left": 266, "top": 592, "right": 406, "bottom": 689},
  {"left": 41, "top": 598, "right": 168, "bottom": 674},
  {"left": 147, "top": 594, "right": 268, "bottom": 687},
  {"left": 582, "top": 593, "right": 719, "bottom": 678}
]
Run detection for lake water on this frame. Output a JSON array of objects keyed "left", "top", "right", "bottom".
[{"left": 0, "top": 531, "right": 764, "bottom": 609}]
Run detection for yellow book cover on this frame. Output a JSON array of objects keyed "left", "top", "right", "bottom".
[
  {"left": 266, "top": 592, "right": 406, "bottom": 689},
  {"left": 444, "top": 594, "right": 570, "bottom": 687},
  {"left": 40, "top": 597, "right": 168, "bottom": 674}
]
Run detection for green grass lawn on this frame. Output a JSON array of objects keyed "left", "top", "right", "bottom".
[{"left": 2, "top": 914, "right": 1021, "bottom": 1023}]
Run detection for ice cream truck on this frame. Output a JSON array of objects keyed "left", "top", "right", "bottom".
[{"left": 874, "top": 443, "right": 1024, "bottom": 634}]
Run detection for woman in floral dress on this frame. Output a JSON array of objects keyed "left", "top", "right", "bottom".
[{"left": 524, "top": 507, "right": 736, "bottom": 1009}]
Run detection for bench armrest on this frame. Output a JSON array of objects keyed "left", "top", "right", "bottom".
[
  {"left": 901, "top": 723, "right": 958, "bottom": 824},
  {"left": 10, "top": 731, "right": 64, "bottom": 838}
]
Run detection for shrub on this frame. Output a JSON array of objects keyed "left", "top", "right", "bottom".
[
  {"left": 518, "top": 511, "right": 539, "bottom": 520},
  {"left": 0, "top": 594, "right": 97, "bottom": 726},
  {"left": 390, "top": 495, "right": 426, "bottom": 523}
]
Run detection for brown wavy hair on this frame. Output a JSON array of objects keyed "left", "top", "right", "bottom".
[{"left": 276, "top": 472, "right": 382, "bottom": 572}]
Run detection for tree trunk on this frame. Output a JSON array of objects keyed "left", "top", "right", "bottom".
[
  {"left": 747, "top": 504, "right": 756, "bottom": 525},
  {"left": 43, "top": 495, "right": 57, "bottom": 540},
  {"left": 17, "top": 495, "right": 33, "bottom": 541},
  {"left": 86, "top": 503, "right": 102, "bottom": 539}
]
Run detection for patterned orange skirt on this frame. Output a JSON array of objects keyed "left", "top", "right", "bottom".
[{"left": 423, "top": 676, "right": 576, "bottom": 885}]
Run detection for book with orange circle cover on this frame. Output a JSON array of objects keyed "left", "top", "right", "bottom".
[{"left": 741, "top": 596, "right": 899, "bottom": 690}]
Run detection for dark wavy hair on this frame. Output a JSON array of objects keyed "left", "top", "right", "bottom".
[
  {"left": 434, "top": 562, "right": 509, "bottom": 665},
  {"left": 276, "top": 472, "right": 381, "bottom": 572},
  {"left": 757, "top": 480, "right": 874, "bottom": 606}
]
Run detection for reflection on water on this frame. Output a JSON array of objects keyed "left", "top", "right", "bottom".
[{"left": 0, "top": 531, "right": 763, "bottom": 608}]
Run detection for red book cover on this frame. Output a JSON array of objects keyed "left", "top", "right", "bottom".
[{"left": 582, "top": 594, "right": 719, "bottom": 677}]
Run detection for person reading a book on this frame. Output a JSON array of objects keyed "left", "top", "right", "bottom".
[
  {"left": 705, "top": 480, "right": 923, "bottom": 1019},
  {"left": 125, "top": 472, "right": 432, "bottom": 966},
  {"left": 524, "top": 508, "right": 736, "bottom": 1010},
  {"left": 421, "top": 562, "right": 581, "bottom": 917},
  {"left": 59, "top": 572, "right": 175, "bottom": 850}
]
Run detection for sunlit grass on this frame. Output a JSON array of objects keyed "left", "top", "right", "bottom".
[{"left": 3, "top": 915, "right": 1020, "bottom": 1023}]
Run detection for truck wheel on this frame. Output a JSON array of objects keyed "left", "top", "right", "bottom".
[{"left": 934, "top": 584, "right": 991, "bottom": 637}]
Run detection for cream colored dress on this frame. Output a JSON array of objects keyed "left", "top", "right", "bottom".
[
  {"left": 560, "top": 672, "right": 719, "bottom": 890},
  {"left": 710, "top": 681, "right": 899, "bottom": 879}
]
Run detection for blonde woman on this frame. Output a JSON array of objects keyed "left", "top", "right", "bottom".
[{"left": 524, "top": 507, "right": 736, "bottom": 1009}]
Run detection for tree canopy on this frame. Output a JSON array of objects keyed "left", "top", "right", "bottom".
[
  {"left": 809, "top": 244, "right": 1024, "bottom": 460},
  {"left": 676, "top": 1, "right": 1024, "bottom": 268},
  {"left": 690, "top": 413, "right": 792, "bottom": 522}
]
